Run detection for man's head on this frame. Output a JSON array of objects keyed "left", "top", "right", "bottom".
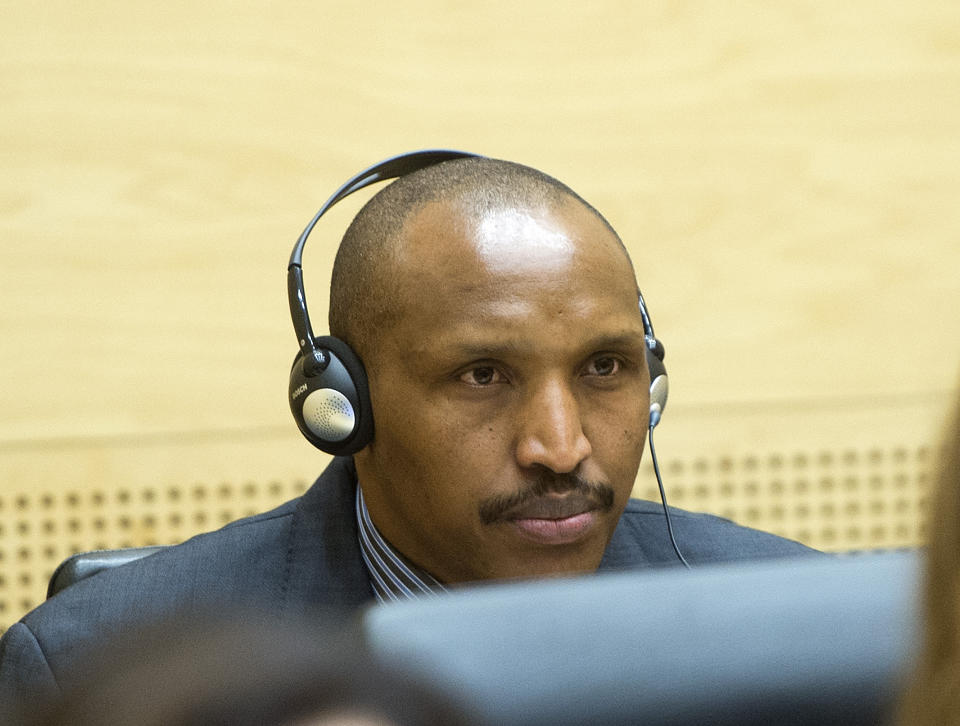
[{"left": 329, "top": 157, "right": 650, "bottom": 584}]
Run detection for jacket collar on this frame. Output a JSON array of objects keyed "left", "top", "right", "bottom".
[{"left": 279, "top": 457, "right": 374, "bottom": 618}]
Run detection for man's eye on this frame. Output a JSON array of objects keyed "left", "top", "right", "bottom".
[
  {"left": 586, "top": 356, "right": 621, "bottom": 377},
  {"left": 460, "top": 366, "right": 502, "bottom": 386}
]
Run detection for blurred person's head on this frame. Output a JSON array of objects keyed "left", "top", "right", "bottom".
[{"left": 38, "top": 612, "right": 470, "bottom": 726}]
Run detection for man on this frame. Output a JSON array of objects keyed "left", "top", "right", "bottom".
[{"left": 0, "top": 155, "right": 813, "bottom": 722}]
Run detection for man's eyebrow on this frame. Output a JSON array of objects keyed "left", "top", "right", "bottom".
[
  {"left": 441, "top": 340, "right": 528, "bottom": 359},
  {"left": 582, "top": 332, "right": 649, "bottom": 351}
]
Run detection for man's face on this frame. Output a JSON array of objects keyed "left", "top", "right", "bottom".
[{"left": 353, "top": 198, "right": 650, "bottom": 583}]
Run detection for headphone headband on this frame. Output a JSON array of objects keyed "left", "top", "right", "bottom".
[
  {"left": 287, "top": 149, "right": 479, "bottom": 359},
  {"left": 287, "top": 149, "right": 668, "bottom": 457}
]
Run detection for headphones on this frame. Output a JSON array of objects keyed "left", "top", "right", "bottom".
[{"left": 287, "top": 150, "right": 669, "bottom": 456}]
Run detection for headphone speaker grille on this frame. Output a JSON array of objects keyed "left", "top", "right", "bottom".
[{"left": 302, "top": 388, "right": 356, "bottom": 442}]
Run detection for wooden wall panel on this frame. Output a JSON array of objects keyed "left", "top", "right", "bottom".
[{"left": 2, "top": 1, "right": 959, "bottom": 626}]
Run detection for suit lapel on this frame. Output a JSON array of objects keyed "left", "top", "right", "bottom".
[{"left": 278, "top": 457, "right": 374, "bottom": 618}]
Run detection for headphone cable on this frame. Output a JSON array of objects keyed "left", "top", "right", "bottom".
[{"left": 649, "top": 427, "right": 691, "bottom": 569}]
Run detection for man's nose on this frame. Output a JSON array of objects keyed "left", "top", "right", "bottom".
[{"left": 514, "top": 377, "right": 592, "bottom": 473}]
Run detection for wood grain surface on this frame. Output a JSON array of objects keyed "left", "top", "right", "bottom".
[{"left": 2, "top": 0, "right": 958, "bottom": 492}]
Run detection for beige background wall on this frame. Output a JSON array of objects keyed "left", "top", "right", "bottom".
[{"left": 2, "top": 2, "right": 959, "bottom": 626}]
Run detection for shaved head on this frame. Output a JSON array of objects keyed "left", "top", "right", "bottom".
[{"left": 328, "top": 156, "right": 631, "bottom": 361}]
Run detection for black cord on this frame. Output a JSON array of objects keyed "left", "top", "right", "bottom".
[{"left": 649, "top": 426, "right": 691, "bottom": 569}]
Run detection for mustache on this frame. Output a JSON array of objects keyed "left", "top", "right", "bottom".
[{"left": 478, "top": 471, "right": 616, "bottom": 525}]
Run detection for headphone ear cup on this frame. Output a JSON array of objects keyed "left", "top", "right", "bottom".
[
  {"left": 288, "top": 336, "right": 374, "bottom": 455},
  {"left": 645, "top": 344, "right": 669, "bottom": 428}
]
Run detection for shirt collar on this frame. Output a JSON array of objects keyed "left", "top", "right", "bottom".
[{"left": 355, "top": 485, "right": 447, "bottom": 603}]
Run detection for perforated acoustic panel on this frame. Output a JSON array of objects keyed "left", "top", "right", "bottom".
[
  {"left": 0, "top": 446, "right": 932, "bottom": 634},
  {"left": 0, "top": 479, "right": 310, "bottom": 635},
  {"left": 634, "top": 445, "right": 933, "bottom": 551}
]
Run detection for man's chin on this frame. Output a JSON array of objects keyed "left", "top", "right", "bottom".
[{"left": 473, "top": 536, "right": 609, "bottom": 582}]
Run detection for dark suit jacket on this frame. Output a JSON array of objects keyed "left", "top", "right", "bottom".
[{"left": 0, "top": 457, "right": 815, "bottom": 724}]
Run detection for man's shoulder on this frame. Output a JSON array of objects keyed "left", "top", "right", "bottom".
[
  {"left": 608, "top": 497, "right": 819, "bottom": 567},
  {"left": 0, "top": 458, "right": 367, "bottom": 724},
  {"left": 0, "top": 499, "right": 303, "bottom": 725},
  {"left": 17, "top": 476, "right": 339, "bottom": 636},
  {"left": 26, "top": 456, "right": 362, "bottom": 622},
  {"left": 20, "top": 497, "right": 300, "bottom": 637}
]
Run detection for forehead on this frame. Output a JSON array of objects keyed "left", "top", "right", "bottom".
[
  {"left": 378, "top": 199, "right": 644, "bottom": 360},
  {"left": 395, "top": 197, "right": 634, "bottom": 283}
]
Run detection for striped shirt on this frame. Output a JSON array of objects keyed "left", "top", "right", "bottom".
[{"left": 356, "top": 485, "right": 447, "bottom": 603}]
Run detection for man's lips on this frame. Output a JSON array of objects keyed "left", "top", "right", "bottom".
[
  {"left": 499, "top": 494, "right": 601, "bottom": 545},
  {"left": 500, "top": 493, "right": 599, "bottom": 521}
]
